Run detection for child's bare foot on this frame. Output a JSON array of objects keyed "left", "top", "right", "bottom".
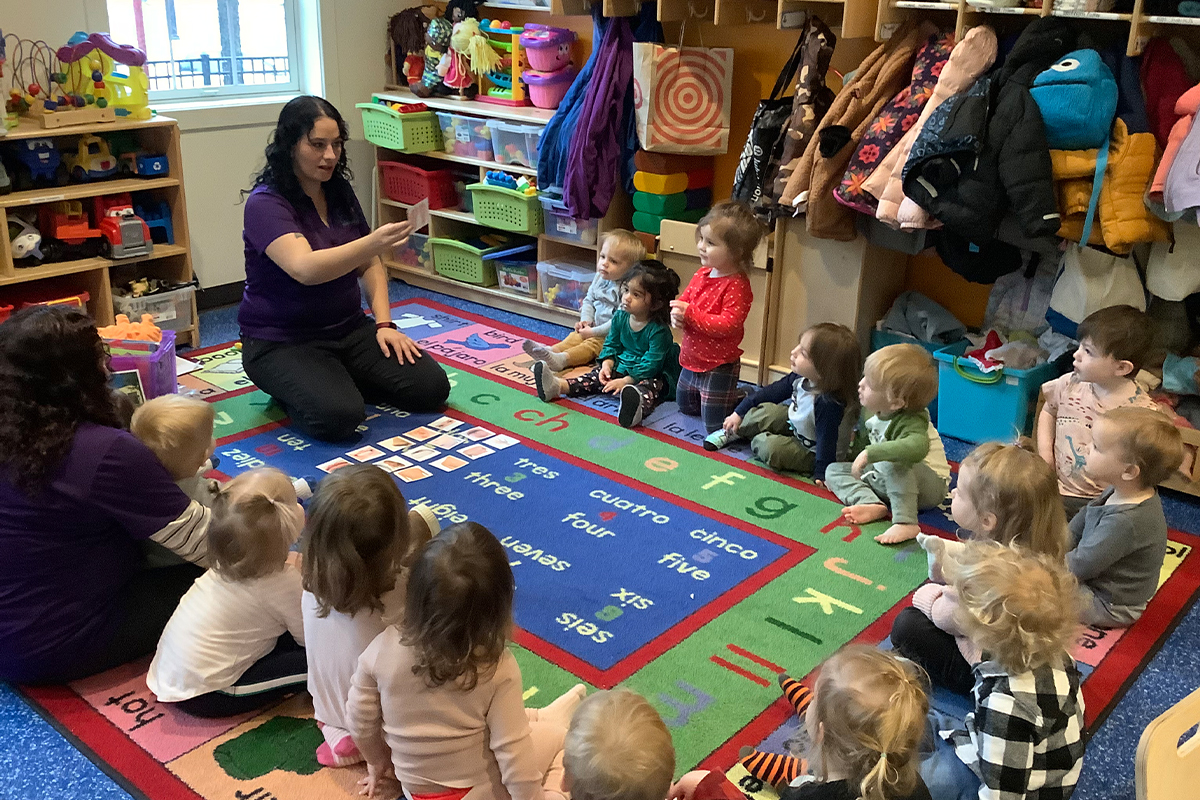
[
  {"left": 875, "top": 523, "right": 920, "bottom": 544},
  {"left": 533, "top": 361, "right": 564, "bottom": 401},
  {"left": 842, "top": 504, "right": 889, "bottom": 524},
  {"left": 536, "top": 683, "right": 587, "bottom": 728}
]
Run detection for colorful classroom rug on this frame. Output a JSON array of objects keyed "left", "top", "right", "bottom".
[{"left": 18, "top": 299, "right": 1200, "bottom": 800}]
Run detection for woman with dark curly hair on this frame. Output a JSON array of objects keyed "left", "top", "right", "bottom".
[
  {"left": 0, "top": 307, "right": 209, "bottom": 684},
  {"left": 240, "top": 95, "right": 450, "bottom": 442}
]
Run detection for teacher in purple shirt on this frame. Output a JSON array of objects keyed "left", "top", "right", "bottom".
[
  {"left": 240, "top": 95, "right": 450, "bottom": 441},
  {"left": 0, "top": 307, "right": 210, "bottom": 684}
]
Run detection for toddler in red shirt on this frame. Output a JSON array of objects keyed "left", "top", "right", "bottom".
[{"left": 669, "top": 202, "right": 766, "bottom": 433}]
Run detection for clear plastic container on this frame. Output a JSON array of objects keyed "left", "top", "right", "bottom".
[
  {"left": 435, "top": 111, "right": 457, "bottom": 154},
  {"left": 490, "top": 121, "right": 542, "bottom": 168},
  {"left": 537, "top": 257, "right": 596, "bottom": 311},
  {"left": 112, "top": 286, "right": 195, "bottom": 333},
  {"left": 540, "top": 197, "right": 598, "bottom": 245},
  {"left": 393, "top": 232, "right": 431, "bottom": 271}
]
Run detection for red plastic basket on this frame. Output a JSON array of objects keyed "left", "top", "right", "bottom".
[{"left": 379, "top": 160, "right": 458, "bottom": 209}]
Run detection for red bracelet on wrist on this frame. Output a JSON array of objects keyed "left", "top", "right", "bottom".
[{"left": 376, "top": 320, "right": 397, "bottom": 330}]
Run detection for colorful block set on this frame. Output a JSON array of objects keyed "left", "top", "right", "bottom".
[{"left": 630, "top": 151, "right": 714, "bottom": 238}]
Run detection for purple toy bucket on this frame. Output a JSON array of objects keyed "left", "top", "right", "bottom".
[
  {"left": 524, "top": 65, "right": 577, "bottom": 109},
  {"left": 107, "top": 329, "right": 177, "bottom": 403},
  {"left": 520, "top": 25, "right": 575, "bottom": 72}
]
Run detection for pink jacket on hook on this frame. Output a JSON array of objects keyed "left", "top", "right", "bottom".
[
  {"left": 1149, "top": 82, "right": 1200, "bottom": 203},
  {"left": 864, "top": 25, "right": 998, "bottom": 230}
]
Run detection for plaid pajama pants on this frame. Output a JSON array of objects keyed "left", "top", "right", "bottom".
[{"left": 676, "top": 361, "right": 741, "bottom": 433}]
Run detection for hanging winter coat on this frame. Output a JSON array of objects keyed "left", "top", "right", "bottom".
[
  {"left": 1141, "top": 38, "right": 1194, "bottom": 151},
  {"left": 865, "top": 25, "right": 997, "bottom": 229},
  {"left": 781, "top": 19, "right": 937, "bottom": 241},
  {"left": 1164, "top": 105, "right": 1200, "bottom": 216},
  {"left": 1149, "top": 83, "right": 1200, "bottom": 204},
  {"left": 764, "top": 17, "right": 837, "bottom": 215},
  {"left": 901, "top": 17, "right": 1075, "bottom": 245},
  {"left": 563, "top": 13, "right": 633, "bottom": 219},
  {"left": 538, "top": 7, "right": 606, "bottom": 196},
  {"left": 834, "top": 31, "right": 954, "bottom": 215}
]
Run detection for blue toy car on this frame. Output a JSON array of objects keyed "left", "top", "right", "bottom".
[
  {"left": 12, "top": 138, "right": 68, "bottom": 190},
  {"left": 120, "top": 152, "right": 169, "bottom": 178}
]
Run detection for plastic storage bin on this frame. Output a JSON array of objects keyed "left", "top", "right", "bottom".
[
  {"left": 524, "top": 66, "right": 576, "bottom": 109},
  {"left": 520, "top": 26, "right": 575, "bottom": 71},
  {"left": 393, "top": 232, "right": 431, "bottom": 271},
  {"left": 436, "top": 111, "right": 457, "bottom": 154},
  {"left": 537, "top": 258, "right": 596, "bottom": 311},
  {"left": 490, "top": 121, "right": 541, "bottom": 168},
  {"left": 496, "top": 258, "right": 539, "bottom": 297},
  {"left": 107, "top": 329, "right": 177, "bottom": 402},
  {"left": 356, "top": 103, "right": 441, "bottom": 153},
  {"left": 467, "top": 183, "right": 544, "bottom": 234},
  {"left": 379, "top": 159, "right": 458, "bottom": 209},
  {"left": 541, "top": 197, "right": 598, "bottom": 245},
  {"left": 430, "top": 236, "right": 537, "bottom": 286},
  {"left": 933, "top": 340, "right": 1065, "bottom": 444},
  {"left": 113, "top": 285, "right": 195, "bottom": 334}
]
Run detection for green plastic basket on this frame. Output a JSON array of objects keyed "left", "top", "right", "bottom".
[
  {"left": 356, "top": 103, "right": 442, "bottom": 153},
  {"left": 430, "top": 238, "right": 499, "bottom": 286},
  {"left": 467, "top": 183, "right": 544, "bottom": 234}
]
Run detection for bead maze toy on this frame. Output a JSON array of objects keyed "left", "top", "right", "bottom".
[
  {"left": 1, "top": 30, "right": 150, "bottom": 129},
  {"left": 477, "top": 20, "right": 529, "bottom": 106}
]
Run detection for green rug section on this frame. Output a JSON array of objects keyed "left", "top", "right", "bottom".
[
  {"left": 210, "top": 368, "right": 930, "bottom": 772},
  {"left": 212, "top": 716, "right": 324, "bottom": 779}
]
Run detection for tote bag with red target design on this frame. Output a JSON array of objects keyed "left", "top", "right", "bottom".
[{"left": 632, "top": 42, "right": 734, "bottom": 155}]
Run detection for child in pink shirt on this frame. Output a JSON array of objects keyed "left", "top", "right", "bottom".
[
  {"left": 669, "top": 202, "right": 766, "bottom": 433},
  {"left": 347, "top": 522, "right": 585, "bottom": 800}
]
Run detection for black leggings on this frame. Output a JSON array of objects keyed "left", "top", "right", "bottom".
[
  {"left": 890, "top": 607, "right": 975, "bottom": 696},
  {"left": 242, "top": 316, "right": 451, "bottom": 442},
  {"left": 35, "top": 562, "right": 204, "bottom": 685},
  {"left": 174, "top": 634, "right": 308, "bottom": 718}
]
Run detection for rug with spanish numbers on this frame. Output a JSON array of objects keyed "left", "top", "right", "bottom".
[{"left": 17, "top": 298, "right": 1200, "bottom": 800}]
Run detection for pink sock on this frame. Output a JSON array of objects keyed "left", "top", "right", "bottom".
[{"left": 316, "top": 736, "right": 364, "bottom": 767}]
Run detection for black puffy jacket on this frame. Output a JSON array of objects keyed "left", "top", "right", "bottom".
[{"left": 902, "top": 17, "right": 1076, "bottom": 243}]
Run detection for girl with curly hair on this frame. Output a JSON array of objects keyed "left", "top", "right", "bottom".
[
  {"left": 0, "top": 306, "right": 209, "bottom": 684},
  {"left": 346, "top": 522, "right": 586, "bottom": 800},
  {"left": 240, "top": 95, "right": 449, "bottom": 442}
]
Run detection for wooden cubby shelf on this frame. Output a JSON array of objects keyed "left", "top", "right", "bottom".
[{"left": 0, "top": 115, "right": 199, "bottom": 346}]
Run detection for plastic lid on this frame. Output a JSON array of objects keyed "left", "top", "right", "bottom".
[
  {"left": 524, "top": 65, "right": 578, "bottom": 85},
  {"left": 520, "top": 26, "right": 575, "bottom": 47}
]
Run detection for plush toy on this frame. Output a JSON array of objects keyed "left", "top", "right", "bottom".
[
  {"left": 439, "top": 17, "right": 501, "bottom": 100},
  {"left": 390, "top": 6, "right": 433, "bottom": 88},
  {"left": 98, "top": 313, "right": 162, "bottom": 343},
  {"left": 445, "top": 0, "right": 481, "bottom": 25},
  {"left": 413, "top": 16, "right": 452, "bottom": 98}
]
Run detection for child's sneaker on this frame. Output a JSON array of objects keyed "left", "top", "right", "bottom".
[
  {"left": 618, "top": 385, "right": 646, "bottom": 428},
  {"left": 703, "top": 430, "right": 730, "bottom": 451}
]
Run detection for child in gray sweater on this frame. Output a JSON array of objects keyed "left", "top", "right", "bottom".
[{"left": 1067, "top": 406, "right": 1184, "bottom": 627}]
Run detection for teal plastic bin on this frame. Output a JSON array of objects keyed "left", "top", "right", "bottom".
[
  {"left": 933, "top": 340, "right": 1064, "bottom": 444},
  {"left": 870, "top": 329, "right": 963, "bottom": 426}
]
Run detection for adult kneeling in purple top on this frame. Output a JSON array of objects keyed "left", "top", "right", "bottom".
[{"left": 239, "top": 95, "right": 450, "bottom": 442}]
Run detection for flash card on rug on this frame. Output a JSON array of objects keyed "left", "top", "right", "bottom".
[
  {"left": 432, "top": 455, "right": 469, "bottom": 472},
  {"left": 430, "top": 433, "right": 466, "bottom": 450},
  {"left": 377, "top": 436, "right": 412, "bottom": 452},
  {"left": 396, "top": 466, "right": 433, "bottom": 483},
  {"left": 458, "top": 444, "right": 494, "bottom": 459},
  {"left": 485, "top": 434, "right": 519, "bottom": 449},
  {"left": 406, "top": 426, "right": 439, "bottom": 442},
  {"left": 405, "top": 446, "right": 439, "bottom": 462},
  {"left": 377, "top": 456, "right": 412, "bottom": 472},
  {"left": 463, "top": 426, "right": 494, "bottom": 441},
  {"left": 429, "top": 416, "right": 464, "bottom": 432},
  {"left": 316, "top": 457, "right": 353, "bottom": 473},
  {"left": 347, "top": 445, "right": 386, "bottom": 462}
]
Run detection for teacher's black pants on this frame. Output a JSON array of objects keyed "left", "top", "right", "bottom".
[{"left": 242, "top": 317, "right": 450, "bottom": 442}]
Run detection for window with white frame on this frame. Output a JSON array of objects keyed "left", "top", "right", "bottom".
[{"left": 105, "top": 0, "right": 301, "bottom": 101}]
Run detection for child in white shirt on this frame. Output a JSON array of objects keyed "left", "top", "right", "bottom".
[
  {"left": 300, "top": 463, "right": 439, "bottom": 767},
  {"left": 147, "top": 467, "right": 307, "bottom": 717}
]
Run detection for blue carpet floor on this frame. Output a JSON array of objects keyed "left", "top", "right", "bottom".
[{"left": 2, "top": 278, "right": 1197, "bottom": 800}]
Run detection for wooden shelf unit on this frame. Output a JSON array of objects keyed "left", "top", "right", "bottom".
[
  {"left": 0, "top": 115, "right": 199, "bottom": 346},
  {"left": 372, "top": 88, "right": 633, "bottom": 328},
  {"left": 877, "top": 0, "right": 1191, "bottom": 54}
]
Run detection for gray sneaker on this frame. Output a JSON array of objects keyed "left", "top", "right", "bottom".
[{"left": 703, "top": 429, "right": 730, "bottom": 451}]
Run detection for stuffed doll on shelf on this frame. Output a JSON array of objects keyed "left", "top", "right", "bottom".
[
  {"left": 389, "top": 6, "right": 435, "bottom": 88},
  {"left": 438, "top": 17, "right": 500, "bottom": 100},
  {"left": 413, "top": 16, "right": 453, "bottom": 98}
]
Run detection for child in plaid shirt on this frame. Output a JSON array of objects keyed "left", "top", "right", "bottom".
[{"left": 920, "top": 541, "right": 1085, "bottom": 800}]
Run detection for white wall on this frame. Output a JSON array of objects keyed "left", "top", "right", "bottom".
[{"left": 3, "top": 0, "right": 393, "bottom": 289}]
